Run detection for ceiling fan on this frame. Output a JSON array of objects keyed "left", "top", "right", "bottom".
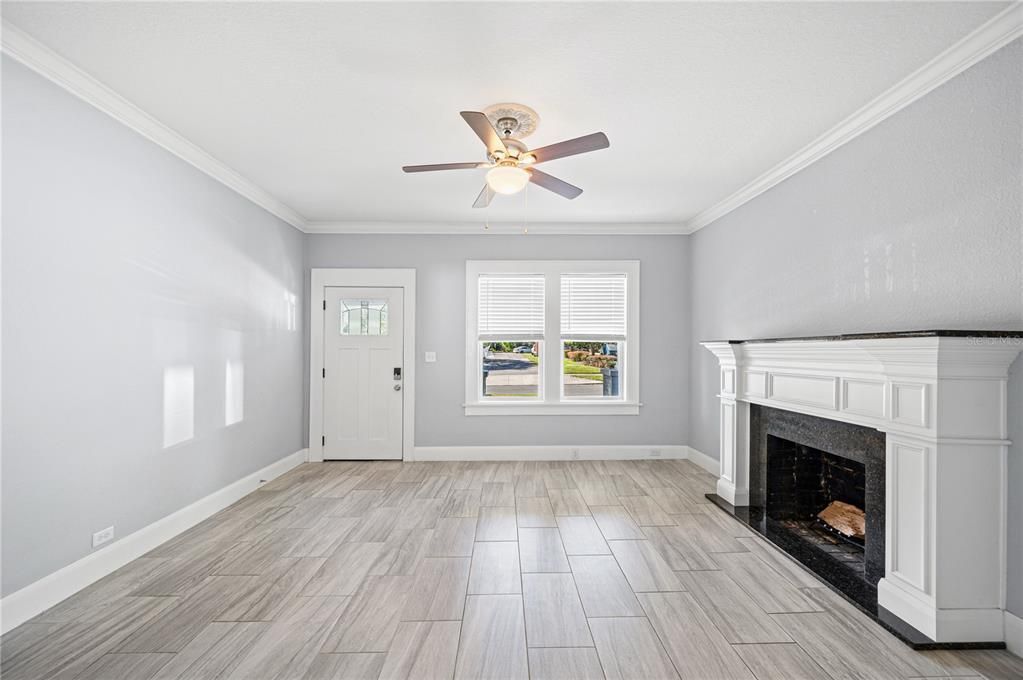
[{"left": 402, "top": 103, "right": 609, "bottom": 208}]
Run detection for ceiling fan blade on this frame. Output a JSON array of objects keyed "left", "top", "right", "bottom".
[
  {"left": 461, "top": 111, "right": 507, "bottom": 156},
  {"left": 402, "top": 162, "right": 488, "bottom": 173},
  {"left": 528, "top": 169, "right": 583, "bottom": 200},
  {"left": 529, "top": 132, "right": 609, "bottom": 164},
  {"left": 472, "top": 184, "right": 496, "bottom": 208}
]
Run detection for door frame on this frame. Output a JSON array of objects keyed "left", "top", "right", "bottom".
[{"left": 309, "top": 268, "right": 416, "bottom": 462}]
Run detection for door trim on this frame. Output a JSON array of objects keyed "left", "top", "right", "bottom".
[{"left": 309, "top": 268, "right": 416, "bottom": 462}]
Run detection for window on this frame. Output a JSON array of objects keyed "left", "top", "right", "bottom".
[
  {"left": 340, "top": 299, "right": 388, "bottom": 335},
  {"left": 466, "top": 261, "right": 639, "bottom": 415},
  {"left": 477, "top": 275, "right": 544, "bottom": 399}
]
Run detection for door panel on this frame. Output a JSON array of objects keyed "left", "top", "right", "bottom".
[{"left": 323, "top": 287, "right": 403, "bottom": 459}]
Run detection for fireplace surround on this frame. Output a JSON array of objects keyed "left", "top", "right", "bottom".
[{"left": 703, "top": 331, "right": 1022, "bottom": 647}]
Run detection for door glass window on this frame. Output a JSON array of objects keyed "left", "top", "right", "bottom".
[{"left": 340, "top": 299, "right": 388, "bottom": 335}]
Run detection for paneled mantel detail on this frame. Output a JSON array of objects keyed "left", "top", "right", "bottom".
[{"left": 702, "top": 332, "right": 1023, "bottom": 644}]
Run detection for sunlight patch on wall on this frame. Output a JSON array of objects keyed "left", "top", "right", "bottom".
[
  {"left": 225, "top": 359, "right": 244, "bottom": 426},
  {"left": 163, "top": 365, "right": 194, "bottom": 448}
]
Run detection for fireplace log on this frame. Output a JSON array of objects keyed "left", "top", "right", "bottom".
[{"left": 817, "top": 500, "right": 866, "bottom": 540}]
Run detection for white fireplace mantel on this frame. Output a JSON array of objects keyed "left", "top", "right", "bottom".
[{"left": 702, "top": 333, "right": 1022, "bottom": 644}]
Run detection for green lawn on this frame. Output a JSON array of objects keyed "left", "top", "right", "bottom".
[{"left": 523, "top": 353, "right": 603, "bottom": 381}]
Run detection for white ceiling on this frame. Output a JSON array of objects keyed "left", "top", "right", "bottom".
[{"left": 2, "top": 1, "right": 1010, "bottom": 228}]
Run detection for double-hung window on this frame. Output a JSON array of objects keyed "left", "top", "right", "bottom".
[{"left": 466, "top": 260, "right": 640, "bottom": 415}]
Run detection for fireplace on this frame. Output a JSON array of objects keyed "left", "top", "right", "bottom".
[
  {"left": 702, "top": 331, "right": 1023, "bottom": 647},
  {"left": 742, "top": 405, "right": 887, "bottom": 614}
]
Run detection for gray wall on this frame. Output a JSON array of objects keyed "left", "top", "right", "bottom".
[
  {"left": 306, "top": 234, "right": 689, "bottom": 447},
  {"left": 688, "top": 40, "right": 1022, "bottom": 613},
  {"left": 1, "top": 58, "right": 306, "bottom": 596}
]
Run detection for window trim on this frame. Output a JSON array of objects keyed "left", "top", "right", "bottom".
[{"left": 465, "top": 260, "right": 640, "bottom": 416}]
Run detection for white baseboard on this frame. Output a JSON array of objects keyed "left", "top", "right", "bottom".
[
  {"left": 683, "top": 446, "right": 720, "bottom": 476},
  {"left": 412, "top": 444, "right": 686, "bottom": 462},
  {"left": 1007, "top": 610, "right": 1023, "bottom": 657},
  {"left": 0, "top": 448, "right": 307, "bottom": 635}
]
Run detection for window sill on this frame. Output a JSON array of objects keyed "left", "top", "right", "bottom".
[{"left": 463, "top": 402, "right": 642, "bottom": 416}]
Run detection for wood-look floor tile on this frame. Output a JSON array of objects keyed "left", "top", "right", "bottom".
[
  {"left": 733, "top": 643, "right": 828, "bottom": 680},
  {"left": 380, "top": 483, "right": 421, "bottom": 509},
  {"left": 150, "top": 621, "right": 266, "bottom": 679},
  {"left": 575, "top": 480, "right": 618, "bottom": 506},
  {"left": 480, "top": 482, "right": 515, "bottom": 507},
  {"left": 302, "top": 543, "right": 383, "bottom": 597},
  {"left": 518, "top": 528, "right": 570, "bottom": 573},
  {"left": 569, "top": 555, "right": 643, "bottom": 617},
  {"left": 588, "top": 617, "right": 679, "bottom": 680},
  {"left": 590, "top": 506, "right": 645, "bottom": 540},
  {"left": 476, "top": 507, "right": 517, "bottom": 541},
  {"left": 556, "top": 516, "right": 610, "bottom": 555},
  {"left": 642, "top": 525, "right": 717, "bottom": 571},
  {"left": 442, "top": 489, "right": 482, "bottom": 518},
  {"left": 714, "top": 552, "right": 821, "bottom": 613},
  {"left": 548, "top": 489, "right": 589, "bottom": 516},
  {"left": 379, "top": 621, "right": 460, "bottom": 680},
  {"left": 323, "top": 576, "right": 413, "bottom": 653},
  {"left": 521, "top": 574, "right": 592, "bottom": 648},
  {"left": 218, "top": 557, "right": 325, "bottom": 621},
  {"left": 453, "top": 594, "right": 528, "bottom": 680},
  {"left": 801, "top": 586, "right": 954, "bottom": 677},
  {"left": 672, "top": 513, "right": 747, "bottom": 553},
  {"left": 331, "top": 490, "right": 383, "bottom": 518},
  {"left": 371, "top": 529, "right": 433, "bottom": 577},
  {"left": 224, "top": 596, "right": 349, "bottom": 680},
  {"left": 216, "top": 530, "right": 307, "bottom": 576},
  {"left": 303, "top": 652, "right": 386, "bottom": 679},
  {"left": 426, "top": 518, "right": 476, "bottom": 557},
  {"left": 638, "top": 591, "right": 754, "bottom": 680},
  {"left": 286, "top": 517, "right": 359, "bottom": 558},
  {"left": 734, "top": 536, "right": 824, "bottom": 589},
  {"left": 771, "top": 611, "right": 916, "bottom": 679},
  {"left": 401, "top": 557, "right": 470, "bottom": 621},
  {"left": 516, "top": 496, "right": 556, "bottom": 528},
  {"left": 528, "top": 648, "right": 605, "bottom": 680},
  {"left": 645, "top": 487, "right": 699, "bottom": 515},
  {"left": 678, "top": 571, "right": 790, "bottom": 643},
  {"left": 416, "top": 475, "right": 454, "bottom": 500},
  {"left": 1, "top": 597, "right": 176, "bottom": 680},
  {"left": 116, "top": 577, "right": 256, "bottom": 653},
  {"left": 133, "top": 542, "right": 248, "bottom": 597},
  {"left": 619, "top": 495, "right": 675, "bottom": 526},
  {"left": 274, "top": 498, "right": 346, "bottom": 529},
  {"left": 313, "top": 474, "right": 366, "bottom": 498},
  {"left": 469, "top": 541, "right": 521, "bottom": 594},
  {"left": 76, "top": 653, "right": 175, "bottom": 680},
  {"left": 34, "top": 558, "right": 172, "bottom": 624},
  {"left": 347, "top": 507, "right": 401, "bottom": 543},
  {"left": 609, "top": 473, "right": 647, "bottom": 496},
  {"left": 514, "top": 475, "right": 547, "bottom": 498},
  {"left": 608, "top": 540, "right": 683, "bottom": 592}
]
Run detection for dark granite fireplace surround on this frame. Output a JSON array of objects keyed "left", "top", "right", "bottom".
[{"left": 755, "top": 406, "right": 887, "bottom": 589}]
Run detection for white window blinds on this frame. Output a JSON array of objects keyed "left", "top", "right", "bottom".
[
  {"left": 477, "top": 275, "right": 545, "bottom": 339},
  {"left": 560, "top": 274, "right": 627, "bottom": 339}
]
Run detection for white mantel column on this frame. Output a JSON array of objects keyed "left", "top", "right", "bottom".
[{"left": 701, "top": 342, "right": 750, "bottom": 506}]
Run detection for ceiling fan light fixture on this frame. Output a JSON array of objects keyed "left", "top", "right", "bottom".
[{"left": 486, "top": 165, "right": 530, "bottom": 195}]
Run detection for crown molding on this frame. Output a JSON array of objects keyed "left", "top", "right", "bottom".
[
  {"left": 303, "top": 221, "right": 687, "bottom": 235},
  {"left": 1, "top": 20, "right": 309, "bottom": 231},
  {"left": 683, "top": 3, "right": 1023, "bottom": 234}
]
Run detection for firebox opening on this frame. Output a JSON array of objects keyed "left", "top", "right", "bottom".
[{"left": 765, "top": 434, "right": 868, "bottom": 574}]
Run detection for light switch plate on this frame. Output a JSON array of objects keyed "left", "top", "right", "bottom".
[{"left": 425, "top": 351, "right": 437, "bottom": 363}]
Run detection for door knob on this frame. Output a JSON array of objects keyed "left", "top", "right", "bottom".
[{"left": 394, "top": 384, "right": 402, "bottom": 391}]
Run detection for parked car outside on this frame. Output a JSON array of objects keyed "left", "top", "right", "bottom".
[{"left": 513, "top": 345, "right": 533, "bottom": 353}]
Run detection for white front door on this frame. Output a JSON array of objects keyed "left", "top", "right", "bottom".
[{"left": 322, "top": 286, "right": 404, "bottom": 459}]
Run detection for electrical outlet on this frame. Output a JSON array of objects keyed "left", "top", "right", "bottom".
[
  {"left": 92, "top": 526, "right": 115, "bottom": 548},
  {"left": 650, "top": 448, "right": 662, "bottom": 457},
  {"left": 425, "top": 351, "right": 437, "bottom": 363}
]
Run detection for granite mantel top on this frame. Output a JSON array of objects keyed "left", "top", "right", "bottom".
[{"left": 703, "top": 330, "right": 1023, "bottom": 345}]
